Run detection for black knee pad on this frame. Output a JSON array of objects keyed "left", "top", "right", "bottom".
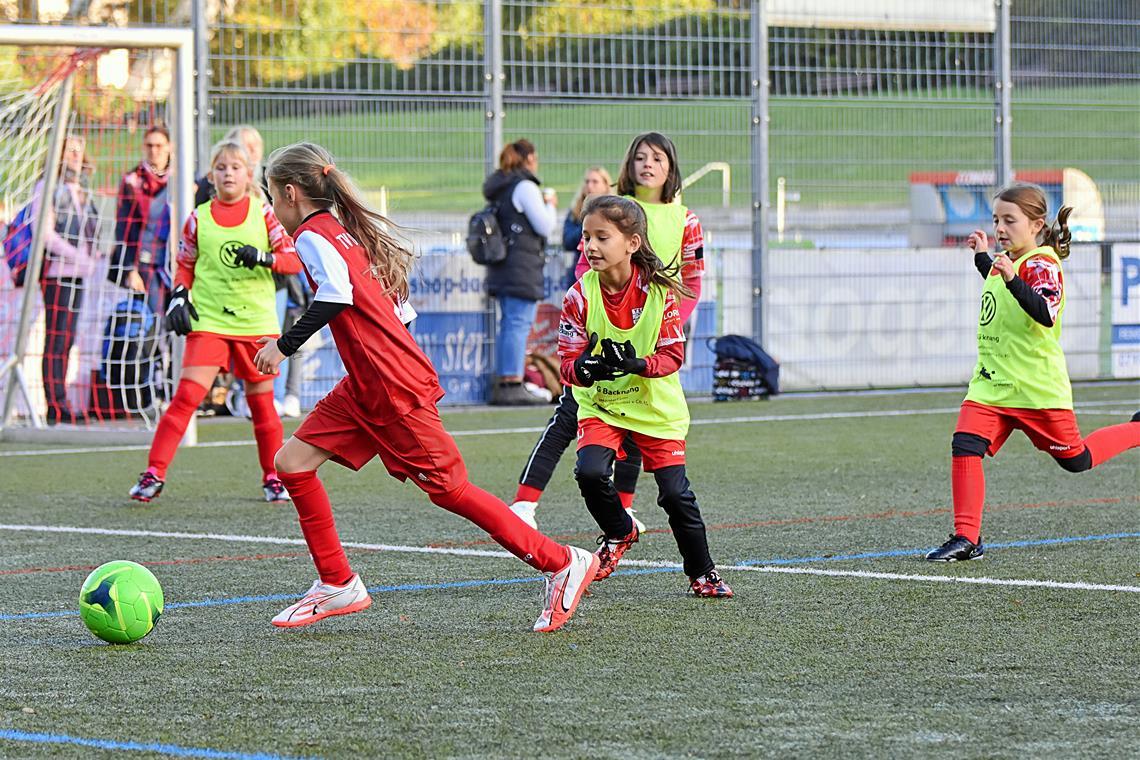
[
  {"left": 951, "top": 432, "right": 989, "bottom": 458},
  {"left": 1054, "top": 448, "right": 1092, "bottom": 473},
  {"left": 574, "top": 445, "right": 614, "bottom": 484}
]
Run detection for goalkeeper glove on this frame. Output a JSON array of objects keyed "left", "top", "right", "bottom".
[
  {"left": 599, "top": 337, "right": 647, "bottom": 375},
  {"left": 574, "top": 332, "right": 624, "bottom": 387},
  {"left": 234, "top": 244, "right": 275, "bottom": 269},
  {"left": 165, "top": 285, "right": 198, "bottom": 336}
]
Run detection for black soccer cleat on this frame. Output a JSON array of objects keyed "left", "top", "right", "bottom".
[
  {"left": 925, "top": 534, "right": 984, "bottom": 562},
  {"left": 1130, "top": 411, "right": 1140, "bottom": 423}
]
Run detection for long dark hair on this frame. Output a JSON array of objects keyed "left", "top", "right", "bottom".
[
  {"left": 616, "top": 132, "right": 682, "bottom": 203},
  {"left": 267, "top": 142, "right": 415, "bottom": 300},
  {"left": 994, "top": 183, "right": 1073, "bottom": 259},
  {"left": 582, "top": 195, "right": 691, "bottom": 301}
]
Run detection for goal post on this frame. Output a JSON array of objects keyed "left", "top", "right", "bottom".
[{"left": 0, "top": 25, "right": 196, "bottom": 444}]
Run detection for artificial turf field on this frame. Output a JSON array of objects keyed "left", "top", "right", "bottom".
[{"left": 0, "top": 384, "right": 1137, "bottom": 758}]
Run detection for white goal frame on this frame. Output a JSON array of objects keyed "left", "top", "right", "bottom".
[{"left": 0, "top": 25, "right": 196, "bottom": 443}]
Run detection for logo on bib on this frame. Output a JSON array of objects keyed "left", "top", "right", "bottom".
[
  {"left": 979, "top": 292, "right": 997, "bottom": 326},
  {"left": 220, "top": 240, "right": 247, "bottom": 269}
]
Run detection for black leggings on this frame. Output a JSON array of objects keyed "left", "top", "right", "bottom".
[
  {"left": 41, "top": 278, "right": 83, "bottom": 416},
  {"left": 575, "top": 444, "right": 714, "bottom": 579},
  {"left": 518, "top": 385, "right": 642, "bottom": 494}
]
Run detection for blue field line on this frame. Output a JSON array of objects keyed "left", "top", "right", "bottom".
[
  {"left": 0, "top": 729, "right": 312, "bottom": 759},
  {"left": 2, "top": 531, "right": 1137, "bottom": 623},
  {"left": 737, "top": 531, "right": 1140, "bottom": 566}
]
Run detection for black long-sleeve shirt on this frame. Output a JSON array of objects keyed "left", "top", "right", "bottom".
[{"left": 974, "top": 251, "right": 1056, "bottom": 327}]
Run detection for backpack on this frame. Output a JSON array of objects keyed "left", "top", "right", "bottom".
[
  {"left": 101, "top": 295, "right": 160, "bottom": 411},
  {"left": 466, "top": 204, "right": 507, "bottom": 265},
  {"left": 3, "top": 202, "right": 36, "bottom": 287},
  {"left": 708, "top": 334, "right": 780, "bottom": 399}
]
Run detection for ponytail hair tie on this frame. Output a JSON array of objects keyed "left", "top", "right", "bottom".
[{"left": 322, "top": 163, "right": 335, "bottom": 176}]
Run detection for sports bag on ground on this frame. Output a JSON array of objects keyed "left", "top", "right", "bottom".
[
  {"left": 708, "top": 334, "right": 780, "bottom": 400},
  {"left": 101, "top": 294, "right": 160, "bottom": 410}
]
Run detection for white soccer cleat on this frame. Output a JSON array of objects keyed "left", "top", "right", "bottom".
[
  {"left": 625, "top": 506, "right": 647, "bottom": 533},
  {"left": 281, "top": 394, "right": 302, "bottom": 418},
  {"left": 534, "top": 546, "right": 599, "bottom": 633},
  {"left": 271, "top": 574, "right": 372, "bottom": 628},
  {"left": 509, "top": 500, "right": 539, "bottom": 529}
]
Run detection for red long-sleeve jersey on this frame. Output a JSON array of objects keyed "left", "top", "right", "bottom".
[
  {"left": 175, "top": 195, "right": 300, "bottom": 289},
  {"left": 558, "top": 267, "right": 685, "bottom": 386}
]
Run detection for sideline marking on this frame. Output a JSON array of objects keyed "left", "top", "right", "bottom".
[
  {"left": 0, "top": 399, "right": 1130, "bottom": 458},
  {"left": 1, "top": 524, "right": 1138, "bottom": 567},
  {"left": 1, "top": 531, "right": 1136, "bottom": 621},
  {"left": 0, "top": 729, "right": 308, "bottom": 760},
  {"left": 4, "top": 495, "right": 1132, "bottom": 576},
  {"left": 429, "top": 495, "right": 1138, "bottom": 548}
]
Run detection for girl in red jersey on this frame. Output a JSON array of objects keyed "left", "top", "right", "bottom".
[
  {"left": 511, "top": 132, "right": 707, "bottom": 532},
  {"left": 129, "top": 139, "right": 301, "bottom": 504},
  {"left": 562, "top": 195, "right": 731, "bottom": 597},
  {"left": 926, "top": 183, "right": 1139, "bottom": 562},
  {"left": 254, "top": 142, "right": 598, "bottom": 632}
]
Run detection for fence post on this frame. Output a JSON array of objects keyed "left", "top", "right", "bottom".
[
  {"left": 750, "top": 0, "right": 770, "bottom": 345},
  {"left": 192, "top": 0, "right": 210, "bottom": 175},
  {"left": 484, "top": 0, "right": 503, "bottom": 176},
  {"left": 994, "top": 0, "right": 1013, "bottom": 187}
]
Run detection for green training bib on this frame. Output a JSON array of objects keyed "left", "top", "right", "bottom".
[
  {"left": 964, "top": 246, "right": 1071, "bottom": 409},
  {"left": 629, "top": 193, "right": 687, "bottom": 270},
  {"left": 572, "top": 270, "right": 689, "bottom": 439},
  {"left": 190, "top": 200, "right": 278, "bottom": 336}
]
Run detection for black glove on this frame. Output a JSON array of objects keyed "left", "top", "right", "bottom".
[
  {"left": 574, "top": 332, "right": 623, "bottom": 387},
  {"left": 599, "top": 337, "right": 648, "bottom": 375},
  {"left": 234, "top": 244, "right": 275, "bottom": 269},
  {"left": 164, "top": 285, "right": 198, "bottom": 336}
]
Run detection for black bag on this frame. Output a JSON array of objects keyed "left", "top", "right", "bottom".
[
  {"left": 101, "top": 294, "right": 160, "bottom": 410},
  {"left": 708, "top": 334, "right": 780, "bottom": 401},
  {"left": 466, "top": 204, "right": 507, "bottom": 265}
]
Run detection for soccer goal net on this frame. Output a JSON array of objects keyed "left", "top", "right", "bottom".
[{"left": 0, "top": 26, "right": 194, "bottom": 444}]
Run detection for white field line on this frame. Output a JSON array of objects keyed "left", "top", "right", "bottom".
[
  {"left": 2, "top": 523, "right": 1137, "bottom": 594},
  {"left": 0, "top": 399, "right": 1132, "bottom": 458}
]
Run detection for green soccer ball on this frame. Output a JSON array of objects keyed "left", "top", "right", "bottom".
[{"left": 79, "top": 560, "right": 164, "bottom": 644}]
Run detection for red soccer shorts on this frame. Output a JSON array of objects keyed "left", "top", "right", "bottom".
[
  {"left": 183, "top": 331, "right": 278, "bottom": 384},
  {"left": 577, "top": 416, "right": 686, "bottom": 471},
  {"left": 293, "top": 380, "right": 467, "bottom": 495},
  {"left": 956, "top": 400, "right": 1086, "bottom": 458}
]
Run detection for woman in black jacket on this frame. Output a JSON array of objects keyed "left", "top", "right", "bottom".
[{"left": 481, "top": 139, "right": 558, "bottom": 406}]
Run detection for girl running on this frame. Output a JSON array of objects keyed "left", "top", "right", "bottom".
[
  {"left": 129, "top": 139, "right": 301, "bottom": 504},
  {"left": 561, "top": 195, "right": 730, "bottom": 597},
  {"left": 511, "top": 132, "right": 706, "bottom": 531},
  {"left": 927, "top": 183, "right": 1139, "bottom": 561},
  {"left": 254, "top": 142, "right": 598, "bottom": 632}
]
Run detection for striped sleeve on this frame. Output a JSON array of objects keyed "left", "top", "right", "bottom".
[
  {"left": 681, "top": 209, "right": 705, "bottom": 276},
  {"left": 174, "top": 209, "right": 198, "bottom": 289},
  {"left": 261, "top": 202, "right": 301, "bottom": 275}
]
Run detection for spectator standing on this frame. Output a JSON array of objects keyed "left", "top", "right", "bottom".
[
  {"left": 111, "top": 124, "right": 172, "bottom": 314},
  {"left": 32, "top": 135, "right": 103, "bottom": 424},
  {"left": 480, "top": 139, "right": 558, "bottom": 406},
  {"left": 561, "top": 166, "right": 612, "bottom": 253}
]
